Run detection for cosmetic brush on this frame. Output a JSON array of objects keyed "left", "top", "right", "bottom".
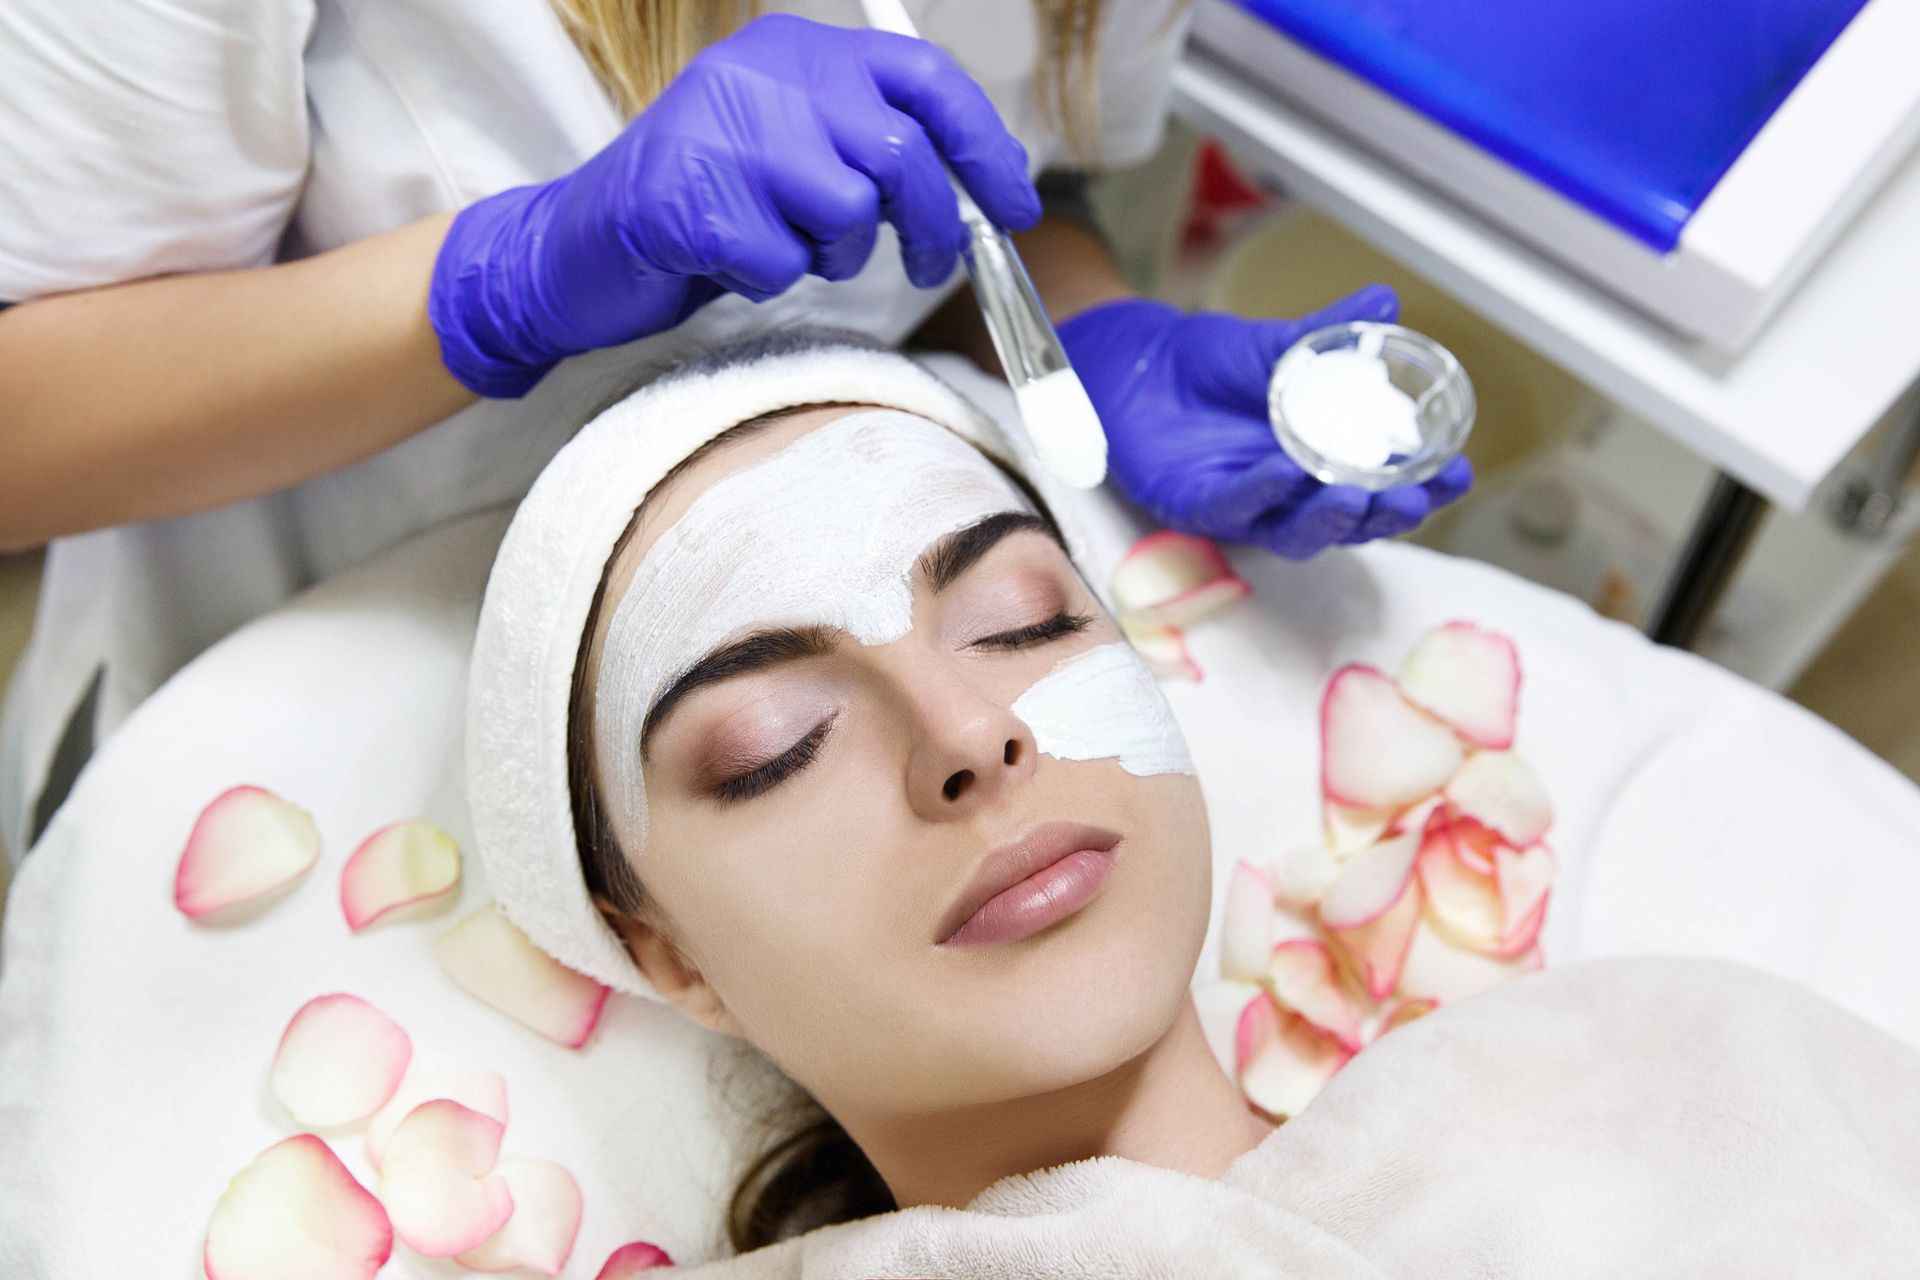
[{"left": 859, "top": 0, "right": 1109, "bottom": 489}]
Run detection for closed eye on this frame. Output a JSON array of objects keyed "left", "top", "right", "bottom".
[
  {"left": 713, "top": 715, "right": 835, "bottom": 804},
  {"left": 969, "top": 609, "right": 1093, "bottom": 650}
]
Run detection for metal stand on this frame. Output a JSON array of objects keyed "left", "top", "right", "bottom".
[{"left": 1645, "top": 473, "right": 1770, "bottom": 650}]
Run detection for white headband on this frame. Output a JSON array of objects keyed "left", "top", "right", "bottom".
[{"left": 467, "top": 340, "right": 1100, "bottom": 998}]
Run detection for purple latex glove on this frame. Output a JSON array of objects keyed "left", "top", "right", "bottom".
[
  {"left": 430, "top": 14, "right": 1041, "bottom": 397},
  {"left": 1058, "top": 286, "right": 1473, "bottom": 558}
]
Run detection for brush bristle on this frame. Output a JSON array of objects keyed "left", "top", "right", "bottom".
[{"left": 1014, "top": 370, "right": 1108, "bottom": 489}]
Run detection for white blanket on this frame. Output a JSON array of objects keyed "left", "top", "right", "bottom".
[
  {"left": 669, "top": 958, "right": 1920, "bottom": 1278},
  {"left": 4, "top": 357, "right": 1920, "bottom": 1275}
]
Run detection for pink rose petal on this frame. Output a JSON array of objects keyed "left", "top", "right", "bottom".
[
  {"left": 454, "top": 1158, "right": 583, "bottom": 1276},
  {"left": 269, "top": 994, "right": 411, "bottom": 1128},
  {"left": 596, "top": 1241, "right": 675, "bottom": 1278},
  {"left": 1416, "top": 817, "right": 1507, "bottom": 951},
  {"left": 1235, "top": 995, "right": 1351, "bottom": 1121},
  {"left": 1119, "top": 615, "right": 1204, "bottom": 681},
  {"left": 1327, "top": 871, "right": 1422, "bottom": 1000},
  {"left": 1220, "top": 861, "right": 1276, "bottom": 983},
  {"left": 1493, "top": 842, "right": 1557, "bottom": 942},
  {"left": 1375, "top": 995, "right": 1438, "bottom": 1037},
  {"left": 1444, "top": 751, "right": 1552, "bottom": 847},
  {"left": 1265, "top": 940, "right": 1363, "bottom": 1052},
  {"left": 1111, "top": 531, "right": 1253, "bottom": 628},
  {"left": 366, "top": 1068, "right": 509, "bottom": 1172},
  {"left": 340, "top": 821, "right": 463, "bottom": 931},
  {"left": 1194, "top": 980, "right": 1267, "bottom": 1075},
  {"left": 1320, "top": 665, "right": 1464, "bottom": 812},
  {"left": 174, "top": 786, "right": 321, "bottom": 919},
  {"left": 203, "top": 1134, "right": 391, "bottom": 1280},
  {"left": 1269, "top": 842, "right": 1340, "bottom": 910},
  {"left": 1398, "top": 919, "right": 1542, "bottom": 1004},
  {"left": 1318, "top": 831, "right": 1420, "bottom": 930},
  {"left": 1397, "top": 622, "right": 1521, "bottom": 750},
  {"left": 435, "top": 904, "right": 612, "bottom": 1049},
  {"left": 1323, "top": 801, "right": 1392, "bottom": 856},
  {"left": 379, "top": 1099, "right": 514, "bottom": 1257}
]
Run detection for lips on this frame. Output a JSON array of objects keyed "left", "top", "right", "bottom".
[{"left": 936, "top": 822, "right": 1122, "bottom": 947}]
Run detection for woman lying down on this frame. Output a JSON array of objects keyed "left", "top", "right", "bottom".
[{"left": 466, "top": 331, "right": 1920, "bottom": 1276}]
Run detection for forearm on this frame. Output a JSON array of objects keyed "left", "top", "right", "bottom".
[{"left": 0, "top": 214, "right": 475, "bottom": 550}]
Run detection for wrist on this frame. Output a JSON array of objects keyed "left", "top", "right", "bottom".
[{"left": 428, "top": 184, "right": 563, "bottom": 399}]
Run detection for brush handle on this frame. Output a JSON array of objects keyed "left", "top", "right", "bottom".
[{"left": 857, "top": 0, "right": 1066, "bottom": 389}]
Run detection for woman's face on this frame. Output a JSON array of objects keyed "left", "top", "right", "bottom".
[{"left": 584, "top": 405, "right": 1212, "bottom": 1119}]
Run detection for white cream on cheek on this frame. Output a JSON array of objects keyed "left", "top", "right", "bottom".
[{"left": 1010, "top": 643, "right": 1195, "bottom": 777}]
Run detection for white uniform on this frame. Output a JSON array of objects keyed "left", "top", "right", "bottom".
[{"left": 0, "top": 0, "right": 1188, "bottom": 862}]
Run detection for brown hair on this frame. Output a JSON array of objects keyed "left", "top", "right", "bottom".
[{"left": 549, "top": 0, "right": 1108, "bottom": 159}]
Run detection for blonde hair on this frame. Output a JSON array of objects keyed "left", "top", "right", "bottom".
[{"left": 548, "top": 0, "right": 1106, "bottom": 158}]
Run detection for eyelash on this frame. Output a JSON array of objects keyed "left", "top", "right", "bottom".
[{"left": 709, "top": 610, "right": 1092, "bottom": 804}]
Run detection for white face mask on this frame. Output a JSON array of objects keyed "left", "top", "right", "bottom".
[{"left": 593, "top": 409, "right": 1192, "bottom": 857}]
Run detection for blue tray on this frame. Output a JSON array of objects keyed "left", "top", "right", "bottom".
[{"left": 1233, "top": 0, "right": 1872, "bottom": 251}]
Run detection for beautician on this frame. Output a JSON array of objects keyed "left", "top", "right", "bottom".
[{"left": 0, "top": 0, "right": 1468, "bottom": 859}]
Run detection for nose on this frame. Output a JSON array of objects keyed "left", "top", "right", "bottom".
[{"left": 901, "top": 662, "right": 1039, "bottom": 821}]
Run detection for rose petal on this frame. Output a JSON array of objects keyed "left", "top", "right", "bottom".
[
  {"left": 340, "top": 821, "right": 463, "bottom": 931},
  {"left": 1220, "top": 861, "right": 1275, "bottom": 983},
  {"left": 1111, "top": 531, "right": 1252, "bottom": 628},
  {"left": 269, "top": 994, "right": 411, "bottom": 1128},
  {"left": 1398, "top": 919, "right": 1543, "bottom": 1004},
  {"left": 379, "top": 1099, "right": 514, "bottom": 1257},
  {"left": 1265, "top": 940, "right": 1363, "bottom": 1051},
  {"left": 595, "top": 1241, "right": 675, "bottom": 1278},
  {"left": 1397, "top": 622, "right": 1521, "bottom": 750},
  {"left": 1236, "top": 994, "right": 1351, "bottom": 1121},
  {"left": 1318, "top": 831, "right": 1420, "bottom": 930},
  {"left": 1323, "top": 801, "right": 1391, "bottom": 857},
  {"left": 1270, "top": 842, "right": 1340, "bottom": 910},
  {"left": 1321, "top": 665, "right": 1464, "bottom": 811},
  {"left": 1194, "top": 979, "right": 1267, "bottom": 1077},
  {"left": 1327, "top": 871, "right": 1422, "bottom": 1000},
  {"left": 204, "top": 1135, "right": 391, "bottom": 1280},
  {"left": 174, "top": 786, "right": 321, "bottom": 919},
  {"left": 1416, "top": 816, "right": 1507, "bottom": 951},
  {"left": 435, "top": 904, "right": 611, "bottom": 1049},
  {"left": 1444, "top": 751, "right": 1552, "bottom": 847},
  {"left": 1494, "top": 842, "right": 1557, "bottom": 943},
  {"left": 1119, "top": 615, "right": 1204, "bottom": 681},
  {"left": 1375, "top": 995, "right": 1438, "bottom": 1037},
  {"left": 366, "top": 1069, "right": 509, "bottom": 1172},
  {"left": 454, "top": 1158, "right": 583, "bottom": 1276}
]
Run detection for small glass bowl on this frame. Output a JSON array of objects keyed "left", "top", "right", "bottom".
[{"left": 1267, "top": 321, "right": 1475, "bottom": 492}]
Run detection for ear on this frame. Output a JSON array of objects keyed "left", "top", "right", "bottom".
[{"left": 597, "top": 900, "right": 746, "bottom": 1039}]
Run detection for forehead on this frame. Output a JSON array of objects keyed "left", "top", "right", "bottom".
[{"left": 597, "top": 404, "right": 1024, "bottom": 639}]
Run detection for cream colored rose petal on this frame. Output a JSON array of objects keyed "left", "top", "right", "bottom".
[
  {"left": 340, "top": 821, "right": 462, "bottom": 931},
  {"left": 365, "top": 1068, "right": 508, "bottom": 1172},
  {"left": 1398, "top": 622, "right": 1521, "bottom": 749},
  {"left": 453, "top": 1158, "right": 583, "bottom": 1276},
  {"left": 435, "top": 904, "right": 611, "bottom": 1048},
  {"left": 203, "top": 1135, "right": 391, "bottom": 1280},
  {"left": 378, "top": 1099, "right": 514, "bottom": 1257},
  {"left": 269, "top": 994, "right": 411, "bottom": 1128},
  {"left": 1111, "top": 531, "right": 1253, "bottom": 628},
  {"left": 174, "top": 786, "right": 320, "bottom": 919},
  {"left": 1320, "top": 665, "right": 1463, "bottom": 812}
]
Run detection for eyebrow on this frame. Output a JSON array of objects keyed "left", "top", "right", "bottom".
[{"left": 638, "top": 510, "right": 1063, "bottom": 755}]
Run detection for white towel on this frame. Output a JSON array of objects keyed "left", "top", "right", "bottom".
[{"left": 665, "top": 957, "right": 1920, "bottom": 1278}]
